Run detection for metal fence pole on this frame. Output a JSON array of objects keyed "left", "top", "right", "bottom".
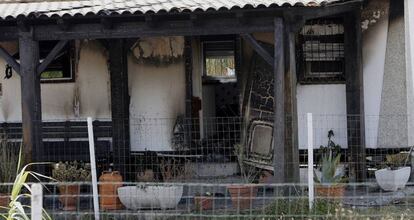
[
  {"left": 307, "top": 113, "right": 314, "bottom": 209},
  {"left": 87, "top": 117, "right": 100, "bottom": 220},
  {"left": 31, "top": 183, "right": 43, "bottom": 220}
]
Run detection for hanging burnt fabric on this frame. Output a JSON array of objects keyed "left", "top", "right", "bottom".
[{"left": 298, "top": 18, "right": 345, "bottom": 84}]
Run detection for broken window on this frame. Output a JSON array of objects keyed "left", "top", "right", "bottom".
[
  {"left": 11, "top": 41, "right": 75, "bottom": 83},
  {"left": 39, "top": 41, "right": 75, "bottom": 83},
  {"left": 298, "top": 18, "right": 345, "bottom": 84},
  {"left": 202, "top": 40, "right": 236, "bottom": 80}
]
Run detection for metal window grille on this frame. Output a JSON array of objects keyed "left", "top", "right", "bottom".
[{"left": 298, "top": 18, "right": 345, "bottom": 84}]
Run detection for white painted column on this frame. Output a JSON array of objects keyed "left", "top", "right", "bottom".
[
  {"left": 31, "top": 183, "right": 43, "bottom": 220},
  {"left": 307, "top": 113, "right": 314, "bottom": 209},
  {"left": 87, "top": 117, "right": 100, "bottom": 220}
]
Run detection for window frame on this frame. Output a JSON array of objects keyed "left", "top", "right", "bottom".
[
  {"left": 297, "top": 17, "right": 346, "bottom": 85},
  {"left": 201, "top": 36, "right": 237, "bottom": 82},
  {"left": 39, "top": 41, "right": 76, "bottom": 84}
]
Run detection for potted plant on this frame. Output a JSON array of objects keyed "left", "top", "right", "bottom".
[
  {"left": 314, "top": 153, "right": 347, "bottom": 198},
  {"left": 194, "top": 192, "right": 214, "bottom": 211},
  {"left": 375, "top": 147, "right": 413, "bottom": 192},
  {"left": 52, "top": 161, "right": 91, "bottom": 211},
  {"left": 227, "top": 144, "right": 259, "bottom": 210},
  {"left": 0, "top": 135, "right": 19, "bottom": 207},
  {"left": 314, "top": 130, "right": 344, "bottom": 180}
]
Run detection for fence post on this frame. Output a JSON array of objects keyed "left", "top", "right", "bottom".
[
  {"left": 87, "top": 117, "right": 100, "bottom": 220},
  {"left": 307, "top": 113, "right": 314, "bottom": 209},
  {"left": 31, "top": 183, "right": 43, "bottom": 220}
]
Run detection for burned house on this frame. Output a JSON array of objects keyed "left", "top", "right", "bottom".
[{"left": 0, "top": 0, "right": 411, "bottom": 183}]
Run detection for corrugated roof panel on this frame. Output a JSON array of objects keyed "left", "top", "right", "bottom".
[{"left": 0, "top": 0, "right": 347, "bottom": 19}]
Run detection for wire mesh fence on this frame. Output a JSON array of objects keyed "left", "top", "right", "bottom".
[
  {"left": 0, "top": 115, "right": 413, "bottom": 183},
  {"left": 0, "top": 114, "right": 413, "bottom": 218},
  {"left": 2, "top": 182, "right": 414, "bottom": 219}
]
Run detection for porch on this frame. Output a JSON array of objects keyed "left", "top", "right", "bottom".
[
  {"left": 0, "top": 114, "right": 410, "bottom": 183},
  {"left": 0, "top": 0, "right": 368, "bottom": 184}
]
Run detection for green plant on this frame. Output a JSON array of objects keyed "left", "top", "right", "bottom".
[
  {"left": 385, "top": 152, "right": 410, "bottom": 170},
  {"left": 52, "top": 161, "right": 91, "bottom": 182},
  {"left": 0, "top": 146, "right": 52, "bottom": 220},
  {"left": 234, "top": 144, "right": 258, "bottom": 183},
  {"left": 0, "top": 134, "right": 20, "bottom": 194},
  {"left": 318, "top": 130, "right": 341, "bottom": 167},
  {"left": 264, "top": 198, "right": 337, "bottom": 216},
  {"left": 159, "top": 158, "right": 192, "bottom": 182},
  {"left": 314, "top": 153, "right": 346, "bottom": 184}
]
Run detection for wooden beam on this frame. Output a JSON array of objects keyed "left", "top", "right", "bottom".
[
  {"left": 56, "top": 18, "right": 70, "bottom": 31},
  {"left": 236, "top": 12, "right": 248, "bottom": 25},
  {"left": 344, "top": 9, "right": 366, "bottom": 182},
  {"left": 284, "top": 23, "right": 300, "bottom": 183},
  {"left": 108, "top": 39, "right": 130, "bottom": 179},
  {"left": 0, "top": 45, "right": 20, "bottom": 75},
  {"left": 301, "top": 2, "right": 361, "bottom": 20},
  {"left": 100, "top": 17, "right": 113, "bottom": 30},
  {"left": 184, "top": 36, "right": 193, "bottom": 118},
  {"left": 37, "top": 40, "right": 68, "bottom": 75},
  {"left": 241, "top": 33, "right": 274, "bottom": 67},
  {"left": 30, "top": 16, "right": 275, "bottom": 40},
  {"left": 17, "top": 19, "right": 29, "bottom": 32},
  {"left": 0, "top": 2, "right": 362, "bottom": 41},
  {"left": 272, "top": 17, "right": 286, "bottom": 183},
  {"left": 19, "top": 30, "right": 43, "bottom": 164},
  {"left": 184, "top": 36, "right": 193, "bottom": 148}
]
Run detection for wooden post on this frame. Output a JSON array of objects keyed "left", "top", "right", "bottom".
[
  {"left": 272, "top": 17, "right": 286, "bottom": 183},
  {"left": 184, "top": 36, "right": 193, "bottom": 147},
  {"left": 344, "top": 10, "right": 366, "bottom": 182},
  {"left": 108, "top": 39, "right": 130, "bottom": 179},
  {"left": 184, "top": 36, "right": 193, "bottom": 118},
  {"left": 19, "top": 30, "right": 42, "bottom": 163},
  {"left": 284, "top": 22, "right": 300, "bottom": 183}
]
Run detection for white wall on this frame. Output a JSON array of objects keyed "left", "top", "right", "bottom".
[
  {"left": 363, "top": 11, "right": 389, "bottom": 148},
  {"left": 0, "top": 39, "right": 186, "bottom": 152},
  {"left": 128, "top": 59, "right": 185, "bottom": 151},
  {"left": 297, "top": 85, "right": 348, "bottom": 149},
  {"left": 296, "top": 7, "right": 391, "bottom": 150},
  {"left": 0, "top": 40, "right": 111, "bottom": 122},
  {"left": 405, "top": 0, "right": 414, "bottom": 146}
]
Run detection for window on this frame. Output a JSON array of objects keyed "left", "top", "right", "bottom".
[
  {"left": 11, "top": 41, "right": 75, "bottom": 83},
  {"left": 39, "top": 41, "right": 75, "bottom": 83},
  {"left": 298, "top": 18, "right": 345, "bottom": 84},
  {"left": 202, "top": 39, "right": 236, "bottom": 81}
]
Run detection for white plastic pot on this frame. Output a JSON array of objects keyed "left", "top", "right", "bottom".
[
  {"left": 375, "top": 167, "right": 411, "bottom": 192},
  {"left": 118, "top": 185, "right": 183, "bottom": 210}
]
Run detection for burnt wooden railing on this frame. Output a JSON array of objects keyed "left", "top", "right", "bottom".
[{"left": 0, "top": 120, "right": 112, "bottom": 163}]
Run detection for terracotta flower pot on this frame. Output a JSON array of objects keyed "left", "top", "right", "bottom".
[
  {"left": 315, "top": 184, "right": 345, "bottom": 198},
  {"left": 194, "top": 196, "right": 213, "bottom": 211},
  {"left": 227, "top": 185, "right": 257, "bottom": 210},
  {"left": 58, "top": 185, "right": 80, "bottom": 211},
  {"left": 0, "top": 193, "right": 10, "bottom": 208},
  {"left": 99, "top": 171, "right": 124, "bottom": 210}
]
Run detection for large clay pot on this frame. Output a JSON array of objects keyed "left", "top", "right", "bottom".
[
  {"left": 0, "top": 193, "right": 9, "bottom": 208},
  {"left": 315, "top": 184, "right": 345, "bottom": 198},
  {"left": 99, "top": 171, "right": 123, "bottom": 210},
  {"left": 227, "top": 185, "right": 257, "bottom": 210},
  {"left": 194, "top": 196, "right": 213, "bottom": 211},
  {"left": 58, "top": 185, "right": 80, "bottom": 211}
]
